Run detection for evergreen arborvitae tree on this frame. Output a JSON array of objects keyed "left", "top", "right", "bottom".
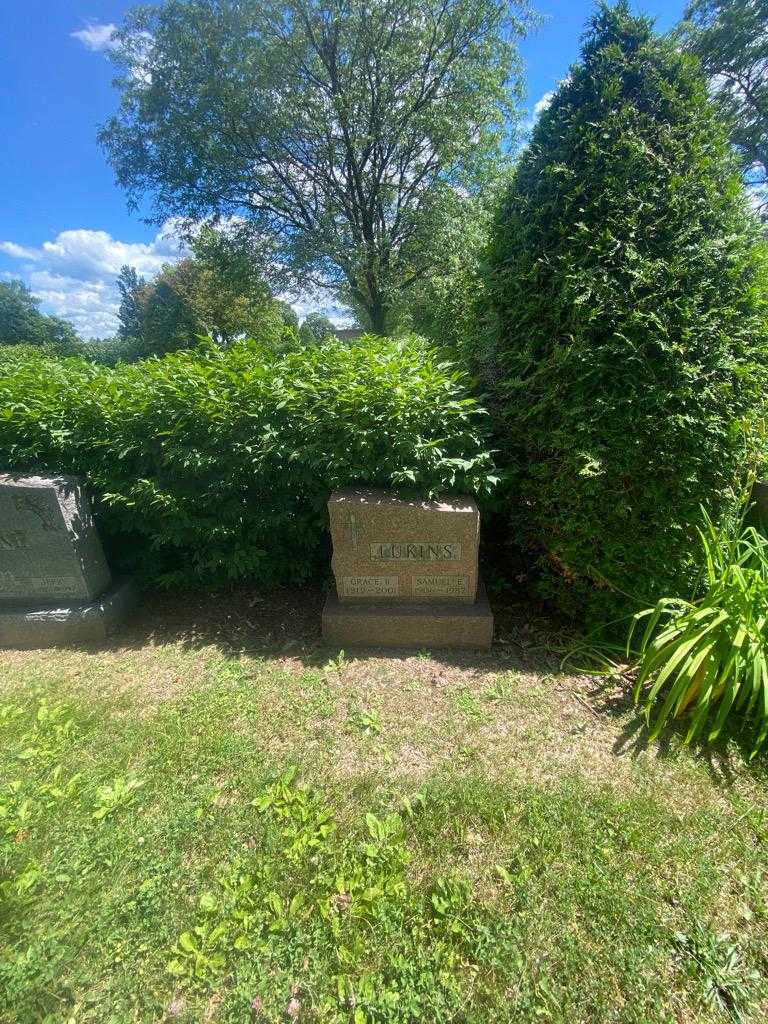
[{"left": 484, "top": 1, "right": 768, "bottom": 622}]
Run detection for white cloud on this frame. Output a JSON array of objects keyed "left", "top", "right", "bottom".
[
  {"left": 0, "top": 241, "right": 40, "bottom": 261},
  {"left": 0, "top": 223, "right": 188, "bottom": 338},
  {"left": 520, "top": 80, "right": 571, "bottom": 139},
  {"left": 533, "top": 91, "right": 554, "bottom": 116},
  {"left": 0, "top": 222, "right": 351, "bottom": 338},
  {"left": 71, "top": 22, "right": 117, "bottom": 52},
  {"left": 73, "top": 22, "right": 155, "bottom": 86},
  {"left": 36, "top": 226, "right": 183, "bottom": 280},
  {"left": 283, "top": 291, "right": 351, "bottom": 327},
  {"left": 520, "top": 89, "right": 556, "bottom": 137}
]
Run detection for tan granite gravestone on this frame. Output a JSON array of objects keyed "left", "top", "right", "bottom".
[
  {"left": 323, "top": 488, "right": 493, "bottom": 650},
  {"left": 0, "top": 474, "right": 136, "bottom": 647}
]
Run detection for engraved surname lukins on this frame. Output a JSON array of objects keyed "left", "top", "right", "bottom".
[
  {"left": 339, "top": 576, "right": 399, "bottom": 597},
  {"left": 412, "top": 575, "right": 471, "bottom": 598},
  {"left": 370, "top": 542, "right": 461, "bottom": 561}
]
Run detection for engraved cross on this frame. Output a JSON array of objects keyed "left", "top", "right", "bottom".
[{"left": 344, "top": 512, "right": 359, "bottom": 552}]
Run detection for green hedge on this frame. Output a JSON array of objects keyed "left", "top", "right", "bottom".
[
  {"left": 0, "top": 336, "right": 495, "bottom": 586},
  {"left": 483, "top": 4, "right": 768, "bottom": 624}
]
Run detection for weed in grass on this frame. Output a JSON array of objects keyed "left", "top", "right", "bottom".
[
  {"left": 345, "top": 706, "right": 382, "bottom": 736},
  {"left": 484, "top": 675, "right": 516, "bottom": 703},
  {"left": 452, "top": 687, "right": 488, "bottom": 724},
  {"left": 92, "top": 775, "right": 145, "bottom": 820},
  {"left": 0, "top": 697, "right": 82, "bottom": 906},
  {"left": 323, "top": 649, "right": 348, "bottom": 677},
  {"left": 673, "top": 923, "right": 760, "bottom": 1021},
  {"left": 398, "top": 790, "right": 428, "bottom": 818},
  {"left": 457, "top": 743, "right": 481, "bottom": 762},
  {"left": 167, "top": 768, "right": 524, "bottom": 1021},
  {"left": 735, "top": 867, "right": 768, "bottom": 924}
]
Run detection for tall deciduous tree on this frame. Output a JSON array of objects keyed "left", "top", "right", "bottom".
[
  {"left": 116, "top": 265, "right": 146, "bottom": 341},
  {"left": 299, "top": 312, "right": 336, "bottom": 345},
  {"left": 114, "top": 227, "right": 295, "bottom": 358},
  {"left": 0, "top": 280, "right": 80, "bottom": 351},
  {"left": 99, "top": 0, "right": 532, "bottom": 333},
  {"left": 405, "top": 187, "right": 502, "bottom": 363},
  {"left": 678, "top": 0, "right": 768, "bottom": 214}
]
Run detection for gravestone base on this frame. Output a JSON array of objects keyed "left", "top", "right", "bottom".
[
  {"left": 322, "top": 579, "right": 493, "bottom": 651},
  {"left": 0, "top": 577, "right": 138, "bottom": 649}
]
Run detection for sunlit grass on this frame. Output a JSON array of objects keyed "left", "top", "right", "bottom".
[{"left": 1, "top": 643, "right": 767, "bottom": 1023}]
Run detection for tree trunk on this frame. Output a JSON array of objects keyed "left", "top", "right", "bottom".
[
  {"left": 349, "top": 267, "right": 390, "bottom": 335},
  {"left": 363, "top": 265, "right": 388, "bottom": 335},
  {"left": 368, "top": 304, "right": 387, "bottom": 335}
]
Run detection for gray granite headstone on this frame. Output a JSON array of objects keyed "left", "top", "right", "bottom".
[{"left": 0, "top": 474, "right": 112, "bottom": 606}]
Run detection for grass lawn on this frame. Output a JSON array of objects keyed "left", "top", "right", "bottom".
[{"left": 1, "top": 588, "right": 767, "bottom": 1024}]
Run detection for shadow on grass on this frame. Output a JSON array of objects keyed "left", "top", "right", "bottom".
[
  {"left": 20, "top": 582, "right": 768, "bottom": 787},
  {"left": 56, "top": 581, "right": 574, "bottom": 676},
  {"left": 584, "top": 673, "right": 767, "bottom": 788}
]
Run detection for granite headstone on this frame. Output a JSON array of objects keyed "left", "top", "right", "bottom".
[
  {"left": 323, "top": 488, "right": 493, "bottom": 649},
  {"left": 0, "top": 474, "right": 136, "bottom": 647},
  {"left": 328, "top": 488, "right": 480, "bottom": 604}
]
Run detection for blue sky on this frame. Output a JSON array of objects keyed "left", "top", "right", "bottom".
[{"left": 0, "top": 0, "right": 685, "bottom": 337}]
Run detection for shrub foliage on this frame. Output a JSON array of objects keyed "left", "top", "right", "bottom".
[
  {"left": 0, "top": 336, "right": 495, "bottom": 585},
  {"left": 630, "top": 511, "right": 768, "bottom": 758},
  {"left": 484, "top": 1, "right": 768, "bottom": 620}
]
